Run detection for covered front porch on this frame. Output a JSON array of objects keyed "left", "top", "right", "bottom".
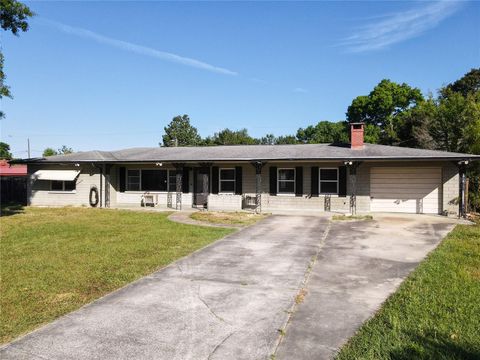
[{"left": 109, "top": 160, "right": 364, "bottom": 214}]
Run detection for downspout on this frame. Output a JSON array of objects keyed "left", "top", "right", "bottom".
[{"left": 99, "top": 164, "right": 103, "bottom": 208}]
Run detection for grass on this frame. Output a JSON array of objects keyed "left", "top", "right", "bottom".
[
  {"left": 336, "top": 222, "right": 480, "bottom": 360},
  {"left": 190, "top": 211, "right": 267, "bottom": 226},
  {"left": 332, "top": 214, "right": 373, "bottom": 221},
  {"left": 0, "top": 206, "right": 233, "bottom": 344}
]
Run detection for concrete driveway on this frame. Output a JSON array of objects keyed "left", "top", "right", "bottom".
[{"left": 1, "top": 214, "right": 457, "bottom": 360}]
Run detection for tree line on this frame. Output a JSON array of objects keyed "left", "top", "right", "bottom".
[{"left": 162, "top": 69, "right": 479, "bottom": 158}]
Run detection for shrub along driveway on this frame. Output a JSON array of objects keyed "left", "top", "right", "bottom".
[{"left": 1, "top": 213, "right": 460, "bottom": 360}]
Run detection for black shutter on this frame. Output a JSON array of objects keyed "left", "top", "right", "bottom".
[
  {"left": 311, "top": 166, "right": 319, "bottom": 196},
  {"left": 193, "top": 168, "right": 198, "bottom": 194},
  {"left": 119, "top": 167, "right": 126, "bottom": 192},
  {"left": 269, "top": 166, "right": 277, "bottom": 195},
  {"left": 339, "top": 166, "right": 347, "bottom": 197},
  {"left": 211, "top": 166, "right": 219, "bottom": 194},
  {"left": 295, "top": 167, "right": 303, "bottom": 197},
  {"left": 182, "top": 167, "right": 190, "bottom": 193},
  {"left": 235, "top": 166, "right": 243, "bottom": 195}
]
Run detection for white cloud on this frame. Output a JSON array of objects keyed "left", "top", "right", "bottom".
[
  {"left": 293, "top": 87, "right": 308, "bottom": 93},
  {"left": 342, "top": 1, "right": 463, "bottom": 53},
  {"left": 40, "top": 18, "right": 238, "bottom": 76}
]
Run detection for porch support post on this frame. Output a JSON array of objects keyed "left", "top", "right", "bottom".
[
  {"left": 457, "top": 160, "right": 468, "bottom": 218},
  {"left": 199, "top": 162, "right": 213, "bottom": 209},
  {"left": 172, "top": 163, "right": 185, "bottom": 210},
  {"left": 104, "top": 164, "right": 112, "bottom": 208},
  {"left": 251, "top": 161, "right": 266, "bottom": 213},
  {"left": 345, "top": 161, "right": 361, "bottom": 215}
]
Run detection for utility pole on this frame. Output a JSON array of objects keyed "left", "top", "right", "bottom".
[{"left": 27, "top": 138, "right": 31, "bottom": 158}]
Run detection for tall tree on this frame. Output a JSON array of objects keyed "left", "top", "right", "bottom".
[
  {"left": 443, "top": 68, "right": 480, "bottom": 98},
  {"left": 0, "top": 141, "right": 12, "bottom": 159},
  {"left": 0, "top": 0, "right": 34, "bottom": 118},
  {"left": 162, "top": 115, "right": 202, "bottom": 147},
  {"left": 274, "top": 135, "right": 297, "bottom": 145},
  {"left": 204, "top": 128, "right": 258, "bottom": 145},
  {"left": 430, "top": 90, "right": 480, "bottom": 154},
  {"left": 296, "top": 121, "right": 349, "bottom": 144},
  {"left": 346, "top": 79, "right": 424, "bottom": 145},
  {"left": 57, "top": 145, "right": 73, "bottom": 155},
  {"left": 43, "top": 148, "right": 58, "bottom": 157}
]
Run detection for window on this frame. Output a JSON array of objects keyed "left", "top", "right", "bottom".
[
  {"left": 50, "top": 180, "right": 76, "bottom": 192},
  {"left": 127, "top": 170, "right": 141, "bottom": 191},
  {"left": 126, "top": 169, "right": 178, "bottom": 192},
  {"left": 141, "top": 170, "right": 167, "bottom": 191},
  {"left": 278, "top": 168, "right": 295, "bottom": 194},
  {"left": 219, "top": 168, "right": 235, "bottom": 193},
  {"left": 319, "top": 168, "right": 338, "bottom": 194},
  {"left": 168, "top": 170, "right": 177, "bottom": 192}
]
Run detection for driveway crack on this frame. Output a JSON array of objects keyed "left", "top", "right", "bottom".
[
  {"left": 272, "top": 219, "right": 332, "bottom": 356},
  {"left": 197, "top": 286, "right": 230, "bottom": 325},
  {"left": 207, "top": 331, "right": 235, "bottom": 360}
]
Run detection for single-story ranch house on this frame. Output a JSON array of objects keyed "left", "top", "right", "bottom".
[{"left": 14, "top": 124, "right": 479, "bottom": 217}]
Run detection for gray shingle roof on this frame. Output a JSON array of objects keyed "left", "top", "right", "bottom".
[{"left": 18, "top": 143, "right": 479, "bottom": 163}]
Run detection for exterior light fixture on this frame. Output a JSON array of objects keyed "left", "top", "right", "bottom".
[
  {"left": 155, "top": 162, "right": 163, "bottom": 167},
  {"left": 344, "top": 161, "right": 353, "bottom": 166},
  {"left": 74, "top": 163, "right": 80, "bottom": 167}
]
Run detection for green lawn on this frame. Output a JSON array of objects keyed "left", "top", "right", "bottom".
[
  {"left": 190, "top": 211, "right": 268, "bottom": 226},
  {"left": 336, "top": 222, "right": 480, "bottom": 360},
  {"left": 0, "top": 207, "right": 233, "bottom": 344}
]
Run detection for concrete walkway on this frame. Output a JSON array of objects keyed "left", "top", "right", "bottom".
[
  {"left": 275, "top": 214, "right": 457, "bottom": 360},
  {"left": 167, "top": 211, "right": 243, "bottom": 228},
  {"left": 1, "top": 215, "right": 330, "bottom": 360}
]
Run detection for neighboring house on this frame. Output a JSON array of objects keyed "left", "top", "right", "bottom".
[
  {"left": 0, "top": 159, "right": 28, "bottom": 205},
  {"left": 13, "top": 124, "right": 479, "bottom": 216}
]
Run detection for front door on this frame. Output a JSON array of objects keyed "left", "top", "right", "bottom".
[{"left": 194, "top": 167, "right": 210, "bottom": 207}]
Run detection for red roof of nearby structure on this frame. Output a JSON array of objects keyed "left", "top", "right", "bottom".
[{"left": 0, "top": 160, "right": 27, "bottom": 177}]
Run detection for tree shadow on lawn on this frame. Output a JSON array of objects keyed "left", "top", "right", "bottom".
[
  {"left": 389, "top": 331, "right": 480, "bottom": 360},
  {"left": 0, "top": 204, "right": 24, "bottom": 217}
]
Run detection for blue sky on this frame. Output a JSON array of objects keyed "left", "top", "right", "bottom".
[{"left": 1, "top": 1, "right": 479, "bottom": 157}]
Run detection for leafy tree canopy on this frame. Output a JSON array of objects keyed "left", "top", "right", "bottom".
[
  {"left": 346, "top": 79, "right": 424, "bottom": 145},
  {"left": 57, "top": 145, "right": 73, "bottom": 155},
  {"left": 162, "top": 115, "right": 202, "bottom": 147},
  {"left": 443, "top": 68, "right": 480, "bottom": 98},
  {"left": 274, "top": 135, "right": 297, "bottom": 145},
  {"left": 0, "top": 0, "right": 33, "bottom": 118},
  {"left": 43, "top": 148, "right": 58, "bottom": 157},
  {"left": 203, "top": 128, "right": 258, "bottom": 146},
  {"left": 0, "top": 141, "right": 12, "bottom": 159},
  {"left": 297, "top": 121, "right": 349, "bottom": 144}
]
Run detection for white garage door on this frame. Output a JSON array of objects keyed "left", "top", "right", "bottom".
[{"left": 370, "top": 167, "right": 441, "bottom": 214}]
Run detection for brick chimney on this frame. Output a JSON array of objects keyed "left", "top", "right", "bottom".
[{"left": 350, "top": 123, "right": 364, "bottom": 150}]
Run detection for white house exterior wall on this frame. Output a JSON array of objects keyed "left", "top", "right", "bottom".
[{"left": 26, "top": 161, "right": 460, "bottom": 216}]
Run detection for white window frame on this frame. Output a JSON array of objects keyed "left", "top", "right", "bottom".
[
  {"left": 126, "top": 169, "right": 178, "bottom": 192},
  {"left": 319, "top": 167, "right": 339, "bottom": 195},
  {"left": 219, "top": 168, "right": 236, "bottom": 194},
  {"left": 49, "top": 180, "right": 76, "bottom": 193},
  {"left": 277, "top": 168, "right": 296, "bottom": 195}
]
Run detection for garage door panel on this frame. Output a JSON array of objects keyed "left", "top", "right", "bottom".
[{"left": 370, "top": 167, "right": 440, "bottom": 214}]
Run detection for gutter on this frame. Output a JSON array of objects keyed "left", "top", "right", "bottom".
[{"left": 10, "top": 156, "right": 480, "bottom": 165}]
